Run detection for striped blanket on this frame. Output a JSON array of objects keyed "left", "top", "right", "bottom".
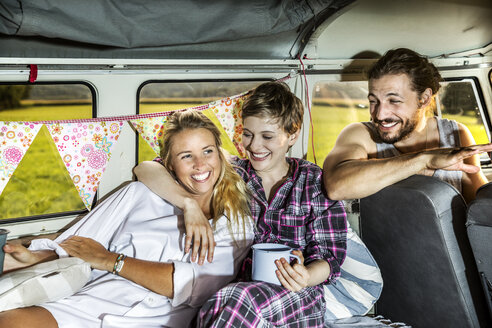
[{"left": 324, "top": 223, "right": 383, "bottom": 320}]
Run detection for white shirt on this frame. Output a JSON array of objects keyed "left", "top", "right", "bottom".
[{"left": 29, "top": 182, "right": 254, "bottom": 328}]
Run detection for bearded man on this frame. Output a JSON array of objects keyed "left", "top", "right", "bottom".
[{"left": 323, "top": 48, "right": 492, "bottom": 202}]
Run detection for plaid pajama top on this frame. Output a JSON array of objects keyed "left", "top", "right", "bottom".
[{"left": 233, "top": 157, "right": 347, "bottom": 283}]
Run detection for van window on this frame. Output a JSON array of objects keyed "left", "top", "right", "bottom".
[
  {"left": 137, "top": 81, "right": 264, "bottom": 162},
  {"left": 439, "top": 80, "right": 489, "bottom": 145},
  {"left": 0, "top": 83, "right": 93, "bottom": 221},
  {"left": 306, "top": 81, "right": 370, "bottom": 163}
]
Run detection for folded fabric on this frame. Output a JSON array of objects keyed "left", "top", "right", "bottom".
[{"left": 0, "top": 257, "right": 91, "bottom": 312}]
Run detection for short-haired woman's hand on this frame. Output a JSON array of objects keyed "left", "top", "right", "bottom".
[
  {"left": 183, "top": 198, "right": 216, "bottom": 265},
  {"left": 3, "top": 243, "right": 38, "bottom": 272},
  {"left": 275, "top": 250, "right": 309, "bottom": 292}
]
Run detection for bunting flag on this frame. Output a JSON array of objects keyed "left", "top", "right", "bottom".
[
  {"left": 209, "top": 94, "right": 248, "bottom": 158},
  {"left": 0, "top": 122, "right": 43, "bottom": 194},
  {"left": 45, "top": 120, "right": 125, "bottom": 210},
  {"left": 128, "top": 116, "right": 168, "bottom": 155}
]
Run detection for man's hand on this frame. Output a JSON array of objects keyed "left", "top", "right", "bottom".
[
  {"left": 182, "top": 198, "right": 216, "bottom": 265},
  {"left": 426, "top": 143, "right": 492, "bottom": 173}
]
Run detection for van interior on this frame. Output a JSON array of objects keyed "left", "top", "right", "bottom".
[{"left": 0, "top": 0, "right": 491, "bottom": 327}]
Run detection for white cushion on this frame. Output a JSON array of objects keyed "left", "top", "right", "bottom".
[{"left": 0, "top": 257, "right": 91, "bottom": 311}]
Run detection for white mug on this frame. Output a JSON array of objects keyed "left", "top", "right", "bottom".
[
  {"left": 251, "top": 243, "right": 301, "bottom": 285},
  {"left": 0, "top": 229, "right": 9, "bottom": 275}
]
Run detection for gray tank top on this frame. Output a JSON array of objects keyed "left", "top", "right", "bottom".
[{"left": 362, "top": 118, "right": 462, "bottom": 192}]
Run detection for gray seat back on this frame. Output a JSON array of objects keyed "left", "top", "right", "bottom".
[
  {"left": 467, "top": 182, "right": 492, "bottom": 321},
  {"left": 360, "top": 175, "right": 490, "bottom": 328}
]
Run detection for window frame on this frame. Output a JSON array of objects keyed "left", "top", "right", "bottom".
[
  {"left": 440, "top": 77, "right": 491, "bottom": 142},
  {"left": 0, "top": 81, "right": 97, "bottom": 225}
]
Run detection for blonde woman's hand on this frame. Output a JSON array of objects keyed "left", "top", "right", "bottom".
[
  {"left": 183, "top": 198, "right": 216, "bottom": 265},
  {"left": 275, "top": 250, "right": 309, "bottom": 292},
  {"left": 60, "top": 236, "right": 114, "bottom": 271}
]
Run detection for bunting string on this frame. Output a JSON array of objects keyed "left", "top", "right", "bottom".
[{"left": 27, "top": 103, "right": 212, "bottom": 124}]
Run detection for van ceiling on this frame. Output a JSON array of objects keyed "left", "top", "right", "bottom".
[
  {"left": 0, "top": 0, "right": 490, "bottom": 61},
  {"left": 0, "top": 0, "right": 354, "bottom": 60},
  {"left": 311, "top": 0, "right": 492, "bottom": 59}
]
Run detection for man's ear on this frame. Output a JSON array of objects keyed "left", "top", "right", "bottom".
[
  {"left": 288, "top": 130, "right": 301, "bottom": 147},
  {"left": 419, "top": 88, "right": 433, "bottom": 108}
]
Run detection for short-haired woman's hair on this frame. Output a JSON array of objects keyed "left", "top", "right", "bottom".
[
  {"left": 242, "top": 81, "right": 304, "bottom": 134},
  {"left": 160, "top": 110, "right": 251, "bottom": 233},
  {"left": 368, "top": 48, "right": 442, "bottom": 96}
]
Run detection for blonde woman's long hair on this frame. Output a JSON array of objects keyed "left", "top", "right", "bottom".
[{"left": 159, "top": 110, "right": 251, "bottom": 235}]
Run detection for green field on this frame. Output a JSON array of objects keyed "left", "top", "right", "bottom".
[
  {"left": 0, "top": 103, "right": 489, "bottom": 220},
  {"left": 306, "top": 106, "right": 371, "bottom": 164}
]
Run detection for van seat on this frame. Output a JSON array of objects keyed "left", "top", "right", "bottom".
[
  {"left": 467, "top": 182, "right": 492, "bottom": 321},
  {"left": 360, "top": 175, "right": 490, "bottom": 328}
]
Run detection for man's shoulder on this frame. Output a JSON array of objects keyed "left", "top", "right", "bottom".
[
  {"left": 436, "top": 117, "right": 465, "bottom": 131},
  {"left": 339, "top": 122, "right": 375, "bottom": 142},
  {"left": 345, "top": 121, "right": 371, "bottom": 131},
  {"left": 329, "top": 122, "right": 378, "bottom": 158}
]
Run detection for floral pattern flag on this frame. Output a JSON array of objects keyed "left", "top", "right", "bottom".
[
  {"left": 45, "top": 120, "right": 124, "bottom": 210},
  {"left": 210, "top": 94, "right": 248, "bottom": 158},
  {"left": 0, "top": 122, "right": 43, "bottom": 194},
  {"left": 128, "top": 116, "right": 168, "bottom": 156}
]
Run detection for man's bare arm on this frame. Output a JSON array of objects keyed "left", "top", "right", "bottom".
[
  {"left": 323, "top": 123, "right": 428, "bottom": 200},
  {"left": 323, "top": 123, "right": 492, "bottom": 200}
]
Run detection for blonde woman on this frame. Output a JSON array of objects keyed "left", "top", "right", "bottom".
[{"left": 1, "top": 110, "right": 254, "bottom": 328}]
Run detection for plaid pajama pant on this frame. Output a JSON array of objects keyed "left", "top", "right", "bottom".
[{"left": 197, "top": 281, "right": 326, "bottom": 328}]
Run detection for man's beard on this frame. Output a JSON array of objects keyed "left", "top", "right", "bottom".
[{"left": 374, "top": 117, "right": 418, "bottom": 144}]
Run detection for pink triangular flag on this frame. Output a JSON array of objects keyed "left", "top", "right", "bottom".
[
  {"left": 210, "top": 94, "right": 248, "bottom": 158},
  {"left": 45, "top": 120, "right": 124, "bottom": 210},
  {"left": 128, "top": 116, "right": 168, "bottom": 155},
  {"left": 0, "top": 122, "right": 43, "bottom": 195}
]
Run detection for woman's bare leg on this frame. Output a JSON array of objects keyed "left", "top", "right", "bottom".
[{"left": 0, "top": 306, "right": 58, "bottom": 328}]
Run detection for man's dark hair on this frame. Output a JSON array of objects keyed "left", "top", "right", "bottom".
[{"left": 368, "top": 48, "right": 442, "bottom": 96}]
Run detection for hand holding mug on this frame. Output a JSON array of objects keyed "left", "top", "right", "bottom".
[
  {"left": 275, "top": 250, "right": 309, "bottom": 292},
  {"left": 251, "top": 243, "right": 301, "bottom": 287}
]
